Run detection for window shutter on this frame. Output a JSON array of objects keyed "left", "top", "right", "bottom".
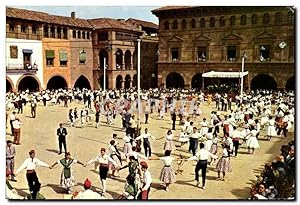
[
  {"left": 59, "top": 50, "right": 68, "bottom": 61},
  {"left": 46, "top": 50, "right": 55, "bottom": 58},
  {"left": 79, "top": 51, "right": 86, "bottom": 62},
  {"left": 10, "top": 46, "right": 18, "bottom": 58}
]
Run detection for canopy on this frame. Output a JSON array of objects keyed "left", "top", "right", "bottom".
[{"left": 202, "top": 71, "right": 248, "bottom": 78}]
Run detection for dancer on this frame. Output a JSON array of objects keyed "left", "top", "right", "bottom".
[
  {"left": 50, "top": 152, "right": 85, "bottom": 193},
  {"left": 135, "top": 128, "right": 156, "bottom": 158},
  {"left": 216, "top": 144, "right": 232, "bottom": 181}
]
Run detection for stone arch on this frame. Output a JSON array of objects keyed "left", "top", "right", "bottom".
[
  {"left": 6, "top": 77, "right": 14, "bottom": 93},
  {"left": 166, "top": 72, "right": 184, "bottom": 88},
  {"left": 132, "top": 74, "right": 137, "bottom": 88},
  {"left": 47, "top": 75, "right": 68, "bottom": 90},
  {"left": 115, "top": 49, "right": 123, "bottom": 69},
  {"left": 191, "top": 73, "right": 202, "bottom": 89},
  {"left": 251, "top": 74, "right": 277, "bottom": 90},
  {"left": 99, "top": 49, "right": 109, "bottom": 69},
  {"left": 74, "top": 75, "right": 91, "bottom": 89},
  {"left": 116, "top": 75, "right": 123, "bottom": 89},
  {"left": 125, "top": 74, "right": 131, "bottom": 89},
  {"left": 124, "top": 50, "right": 132, "bottom": 69},
  {"left": 17, "top": 75, "right": 40, "bottom": 92},
  {"left": 285, "top": 76, "right": 295, "bottom": 91}
]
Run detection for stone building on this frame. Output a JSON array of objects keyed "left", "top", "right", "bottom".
[
  {"left": 152, "top": 6, "right": 295, "bottom": 90},
  {"left": 6, "top": 7, "right": 159, "bottom": 91}
]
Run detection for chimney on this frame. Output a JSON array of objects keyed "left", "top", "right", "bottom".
[{"left": 71, "top": 12, "right": 76, "bottom": 19}]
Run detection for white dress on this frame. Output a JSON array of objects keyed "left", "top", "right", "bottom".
[
  {"left": 246, "top": 130, "right": 260, "bottom": 149},
  {"left": 199, "top": 121, "right": 209, "bottom": 137},
  {"left": 266, "top": 119, "right": 277, "bottom": 136},
  {"left": 179, "top": 131, "right": 189, "bottom": 143}
]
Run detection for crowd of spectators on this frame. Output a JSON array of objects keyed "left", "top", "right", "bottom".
[{"left": 249, "top": 140, "right": 295, "bottom": 200}]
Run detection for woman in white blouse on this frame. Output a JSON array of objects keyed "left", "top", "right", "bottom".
[
  {"left": 138, "top": 161, "right": 152, "bottom": 200},
  {"left": 159, "top": 150, "right": 176, "bottom": 191}
]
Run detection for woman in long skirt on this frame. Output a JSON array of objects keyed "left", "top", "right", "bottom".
[
  {"left": 50, "top": 152, "right": 85, "bottom": 193},
  {"left": 109, "top": 140, "right": 122, "bottom": 177},
  {"left": 216, "top": 144, "right": 232, "bottom": 181},
  {"left": 162, "top": 130, "right": 176, "bottom": 153},
  {"left": 266, "top": 116, "right": 277, "bottom": 140},
  {"left": 159, "top": 150, "right": 176, "bottom": 191},
  {"left": 178, "top": 126, "right": 189, "bottom": 147},
  {"left": 245, "top": 129, "right": 260, "bottom": 154},
  {"left": 123, "top": 135, "right": 133, "bottom": 160}
]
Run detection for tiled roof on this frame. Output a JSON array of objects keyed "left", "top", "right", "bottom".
[
  {"left": 126, "top": 18, "right": 158, "bottom": 30},
  {"left": 87, "top": 18, "right": 141, "bottom": 32},
  {"left": 151, "top": 6, "right": 193, "bottom": 13},
  {"left": 6, "top": 7, "right": 92, "bottom": 28}
]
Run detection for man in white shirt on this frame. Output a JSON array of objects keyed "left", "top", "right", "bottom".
[
  {"left": 9, "top": 111, "right": 16, "bottom": 136},
  {"left": 189, "top": 126, "right": 201, "bottom": 156},
  {"left": 188, "top": 143, "right": 217, "bottom": 189},
  {"left": 12, "top": 118, "right": 22, "bottom": 145},
  {"left": 135, "top": 128, "right": 156, "bottom": 158},
  {"left": 16, "top": 150, "right": 51, "bottom": 199},
  {"left": 73, "top": 178, "right": 104, "bottom": 199}
]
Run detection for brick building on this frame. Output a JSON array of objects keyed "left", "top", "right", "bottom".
[
  {"left": 6, "top": 7, "right": 159, "bottom": 91},
  {"left": 152, "top": 6, "right": 295, "bottom": 90}
]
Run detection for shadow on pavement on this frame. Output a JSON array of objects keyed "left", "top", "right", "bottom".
[
  {"left": 106, "top": 190, "right": 121, "bottom": 199},
  {"left": 230, "top": 187, "right": 250, "bottom": 199},
  {"left": 45, "top": 184, "right": 66, "bottom": 194},
  {"left": 45, "top": 149, "right": 59, "bottom": 154},
  {"left": 175, "top": 179, "right": 195, "bottom": 187},
  {"left": 15, "top": 188, "right": 29, "bottom": 197}
]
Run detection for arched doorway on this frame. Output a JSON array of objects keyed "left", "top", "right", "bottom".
[
  {"left": 74, "top": 75, "right": 91, "bottom": 89},
  {"left": 115, "top": 49, "right": 123, "bottom": 69},
  {"left": 133, "top": 51, "right": 137, "bottom": 69},
  {"left": 166, "top": 72, "right": 184, "bottom": 88},
  {"left": 116, "top": 75, "right": 123, "bottom": 89},
  {"left": 286, "top": 76, "right": 295, "bottom": 91},
  {"left": 125, "top": 75, "right": 131, "bottom": 89},
  {"left": 125, "top": 50, "right": 132, "bottom": 69},
  {"left": 47, "top": 76, "right": 68, "bottom": 90},
  {"left": 191, "top": 73, "right": 202, "bottom": 89},
  {"left": 6, "top": 79, "right": 13, "bottom": 93},
  {"left": 251, "top": 74, "right": 277, "bottom": 90},
  {"left": 99, "top": 49, "right": 109, "bottom": 69},
  {"left": 18, "top": 76, "right": 40, "bottom": 91},
  {"left": 99, "top": 75, "right": 108, "bottom": 90},
  {"left": 132, "top": 74, "right": 137, "bottom": 88}
]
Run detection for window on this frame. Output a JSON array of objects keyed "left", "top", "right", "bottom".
[
  {"left": 227, "top": 46, "right": 237, "bottom": 61},
  {"left": 10, "top": 46, "right": 18, "bottom": 58},
  {"left": 220, "top": 16, "right": 225, "bottom": 27},
  {"left": 73, "top": 30, "right": 76, "bottom": 38},
  {"left": 78, "top": 31, "right": 81, "bottom": 39},
  {"left": 32, "top": 25, "right": 37, "bottom": 34},
  {"left": 51, "top": 27, "right": 55, "bottom": 38},
  {"left": 87, "top": 32, "right": 90, "bottom": 39},
  {"left": 200, "top": 18, "right": 206, "bottom": 28},
  {"left": 79, "top": 50, "right": 86, "bottom": 64},
  {"left": 198, "top": 47, "right": 207, "bottom": 62},
  {"left": 181, "top": 19, "right": 187, "bottom": 29},
  {"left": 59, "top": 50, "right": 68, "bottom": 66},
  {"left": 21, "top": 25, "right": 26, "bottom": 33},
  {"left": 230, "top": 16, "right": 236, "bottom": 26},
  {"left": 171, "top": 48, "right": 179, "bottom": 62},
  {"left": 9, "top": 24, "right": 14, "bottom": 32},
  {"left": 191, "top": 19, "right": 196, "bottom": 28},
  {"left": 63, "top": 28, "right": 68, "bottom": 39},
  {"left": 44, "top": 26, "right": 48, "bottom": 37},
  {"left": 275, "top": 12, "right": 282, "bottom": 25},
  {"left": 263, "top": 13, "right": 271, "bottom": 25},
  {"left": 172, "top": 20, "right": 178, "bottom": 29},
  {"left": 98, "top": 32, "right": 108, "bottom": 41},
  {"left": 57, "top": 27, "right": 61, "bottom": 38},
  {"left": 46, "top": 50, "right": 55, "bottom": 66},
  {"left": 251, "top": 14, "right": 258, "bottom": 24},
  {"left": 259, "top": 45, "right": 271, "bottom": 62},
  {"left": 241, "top": 15, "right": 247, "bottom": 25},
  {"left": 164, "top": 21, "right": 169, "bottom": 30},
  {"left": 82, "top": 31, "right": 86, "bottom": 39},
  {"left": 210, "top": 17, "right": 215, "bottom": 27}
]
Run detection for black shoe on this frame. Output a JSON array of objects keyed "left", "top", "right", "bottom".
[
  {"left": 10, "top": 179, "right": 17, "bottom": 182},
  {"left": 58, "top": 152, "right": 62, "bottom": 155}
]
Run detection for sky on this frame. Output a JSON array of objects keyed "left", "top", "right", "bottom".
[{"left": 9, "top": 6, "right": 160, "bottom": 24}]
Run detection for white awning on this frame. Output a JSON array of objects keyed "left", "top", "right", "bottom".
[{"left": 202, "top": 71, "right": 248, "bottom": 78}]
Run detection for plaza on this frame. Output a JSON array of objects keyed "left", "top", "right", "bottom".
[{"left": 6, "top": 99, "right": 294, "bottom": 199}]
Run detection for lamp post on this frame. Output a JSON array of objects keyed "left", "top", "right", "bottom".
[
  {"left": 103, "top": 57, "right": 106, "bottom": 92},
  {"left": 240, "top": 52, "right": 246, "bottom": 96},
  {"left": 137, "top": 39, "right": 141, "bottom": 127}
]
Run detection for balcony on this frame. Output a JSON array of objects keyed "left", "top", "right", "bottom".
[{"left": 6, "top": 63, "right": 38, "bottom": 74}]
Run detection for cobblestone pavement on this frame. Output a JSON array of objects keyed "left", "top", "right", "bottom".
[{"left": 6, "top": 100, "right": 294, "bottom": 200}]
